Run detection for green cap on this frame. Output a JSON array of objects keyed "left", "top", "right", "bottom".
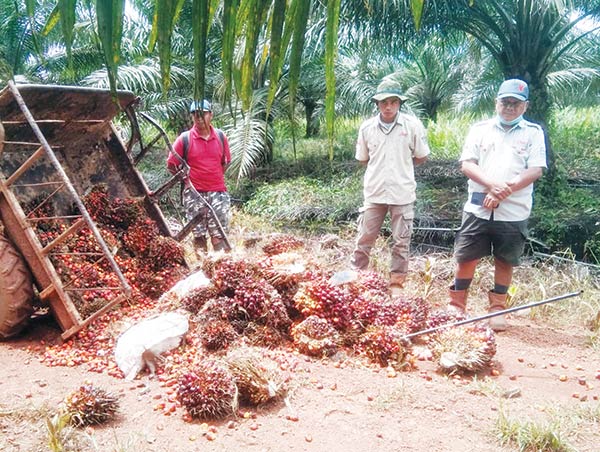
[{"left": 372, "top": 79, "right": 408, "bottom": 102}]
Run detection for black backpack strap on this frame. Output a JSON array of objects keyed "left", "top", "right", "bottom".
[
  {"left": 179, "top": 131, "right": 190, "bottom": 205},
  {"left": 182, "top": 130, "right": 190, "bottom": 163},
  {"left": 215, "top": 128, "right": 226, "bottom": 165}
]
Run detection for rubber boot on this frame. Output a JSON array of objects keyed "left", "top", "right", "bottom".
[
  {"left": 389, "top": 273, "right": 406, "bottom": 297},
  {"left": 488, "top": 291, "right": 508, "bottom": 332},
  {"left": 448, "top": 286, "right": 468, "bottom": 314}
]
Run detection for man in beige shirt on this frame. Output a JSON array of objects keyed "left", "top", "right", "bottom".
[{"left": 350, "top": 79, "right": 430, "bottom": 294}]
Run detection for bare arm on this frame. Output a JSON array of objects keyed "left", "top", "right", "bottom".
[
  {"left": 507, "top": 167, "right": 544, "bottom": 191},
  {"left": 413, "top": 155, "right": 428, "bottom": 166}
]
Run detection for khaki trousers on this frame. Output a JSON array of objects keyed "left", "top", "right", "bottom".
[{"left": 351, "top": 203, "right": 414, "bottom": 275}]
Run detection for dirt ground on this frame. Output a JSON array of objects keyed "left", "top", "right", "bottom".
[{"left": 1, "top": 308, "right": 599, "bottom": 452}]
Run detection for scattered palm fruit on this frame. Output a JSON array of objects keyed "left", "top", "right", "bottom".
[
  {"left": 291, "top": 315, "right": 340, "bottom": 357},
  {"left": 177, "top": 360, "right": 238, "bottom": 420},
  {"left": 430, "top": 324, "right": 497, "bottom": 373},
  {"left": 61, "top": 383, "right": 119, "bottom": 427}
]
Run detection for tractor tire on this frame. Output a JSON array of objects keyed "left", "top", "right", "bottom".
[{"left": 0, "top": 234, "right": 34, "bottom": 339}]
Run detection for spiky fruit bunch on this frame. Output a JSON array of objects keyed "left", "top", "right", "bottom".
[
  {"left": 203, "top": 254, "right": 260, "bottom": 295},
  {"left": 425, "top": 309, "right": 467, "bottom": 330},
  {"left": 430, "top": 324, "right": 497, "bottom": 373},
  {"left": 145, "top": 236, "right": 185, "bottom": 270},
  {"left": 257, "top": 252, "right": 307, "bottom": 291},
  {"left": 225, "top": 347, "right": 288, "bottom": 406},
  {"left": 177, "top": 360, "right": 238, "bottom": 420},
  {"left": 195, "top": 296, "right": 243, "bottom": 330},
  {"left": 82, "top": 185, "right": 111, "bottom": 222},
  {"left": 291, "top": 315, "right": 340, "bottom": 357},
  {"left": 198, "top": 319, "right": 239, "bottom": 351},
  {"left": 129, "top": 259, "right": 185, "bottom": 300},
  {"left": 350, "top": 293, "right": 388, "bottom": 330},
  {"left": 83, "top": 185, "right": 142, "bottom": 228},
  {"left": 346, "top": 270, "right": 390, "bottom": 299},
  {"left": 61, "top": 383, "right": 119, "bottom": 427},
  {"left": 356, "top": 325, "right": 411, "bottom": 369},
  {"left": 374, "top": 296, "right": 430, "bottom": 334},
  {"left": 262, "top": 234, "right": 304, "bottom": 256},
  {"left": 122, "top": 218, "right": 160, "bottom": 256},
  {"left": 293, "top": 277, "right": 353, "bottom": 330},
  {"left": 232, "top": 277, "right": 291, "bottom": 330},
  {"left": 180, "top": 283, "right": 219, "bottom": 314},
  {"left": 243, "top": 323, "right": 288, "bottom": 348},
  {"left": 104, "top": 197, "right": 143, "bottom": 230}
]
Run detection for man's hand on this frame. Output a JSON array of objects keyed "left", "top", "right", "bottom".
[
  {"left": 483, "top": 193, "right": 500, "bottom": 209},
  {"left": 488, "top": 182, "right": 512, "bottom": 200}
]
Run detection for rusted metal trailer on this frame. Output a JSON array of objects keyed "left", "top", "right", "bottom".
[{"left": 0, "top": 82, "right": 186, "bottom": 340}]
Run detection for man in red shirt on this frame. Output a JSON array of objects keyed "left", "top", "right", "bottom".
[{"left": 167, "top": 100, "right": 231, "bottom": 253}]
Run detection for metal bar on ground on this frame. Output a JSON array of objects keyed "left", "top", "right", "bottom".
[{"left": 403, "top": 290, "right": 584, "bottom": 340}]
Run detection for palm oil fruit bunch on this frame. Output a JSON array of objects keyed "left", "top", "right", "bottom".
[
  {"left": 243, "top": 322, "right": 288, "bottom": 348},
  {"left": 198, "top": 319, "right": 239, "bottom": 351},
  {"left": 122, "top": 218, "right": 160, "bottom": 256},
  {"left": 356, "top": 325, "right": 411, "bottom": 369},
  {"left": 204, "top": 254, "right": 260, "bottom": 295},
  {"left": 232, "top": 277, "right": 291, "bottom": 330},
  {"left": 261, "top": 233, "right": 305, "bottom": 256},
  {"left": 293, "top": 276, "right": 353, "bottom": 331},
  {"left": 346, "top": 270, "right": 390, "bottom": 299},
  {"left": 145, "top": 236, "right": 185, "bottom": 270},
  {"left": 177, "top": 360, "right": 239, "bottom": 420},
  {"left": 257, "top": 252, "right": 308, "bottom": 292},
  {"left": 225, "top": 347, "right": 288, "bottom": 406},
  {"left": 430, "top": 324, "right": 497, "bottom": 373},
  {"left": 375, "top": 296, "right": 430, "bottom": 335},
  {"left": 83, "top": 185, "right": 141, "bottom": 229},
  {"left": 180, "top": 283, "right": 219, "bottom": 314},
  {"left": 61, "top": 383, "right": 119, "bottom": 427},
  {"left": 425, "top": 309, "right": 467, "bottom": 331},
  {"left": 291, "top": 315, "right": 340, "bottom": 357}
]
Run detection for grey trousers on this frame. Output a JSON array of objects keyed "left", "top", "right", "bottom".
[{"left": 350, "top": 203, "right": 414, "bottom": 275}]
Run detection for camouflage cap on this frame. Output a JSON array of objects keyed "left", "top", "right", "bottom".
[{"left": 372, "top": 79, "right": 408, "bottom": 102}]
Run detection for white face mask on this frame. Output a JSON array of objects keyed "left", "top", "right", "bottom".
[{"left": 498, "top": 114, "right": 523, "bottom": 127}]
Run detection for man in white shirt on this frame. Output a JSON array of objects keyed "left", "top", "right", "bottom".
[
  {"left": 449, "top": 79, "right": 547, "bottom": 331},
  {"left": 350, "top": 78, "right": 430, "bottom": 295}
]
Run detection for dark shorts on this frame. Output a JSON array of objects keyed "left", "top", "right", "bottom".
[{"left": 454, "top": 212, "right": 528, "bottom": 266}]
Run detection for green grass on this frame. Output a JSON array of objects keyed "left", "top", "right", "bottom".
[
  {"left": 495, "top": 410, "right": 576, "bottom": 452},
  {"left": 242, "top": 174, "right": 363, "bottom": 230},
  {"left": 495, "top": 403, "right": 600, "bottom": 452}
]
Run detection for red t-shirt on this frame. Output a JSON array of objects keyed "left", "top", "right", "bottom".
[{"left": 168, "top": 126, "right": 231, "bottom": 192}]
